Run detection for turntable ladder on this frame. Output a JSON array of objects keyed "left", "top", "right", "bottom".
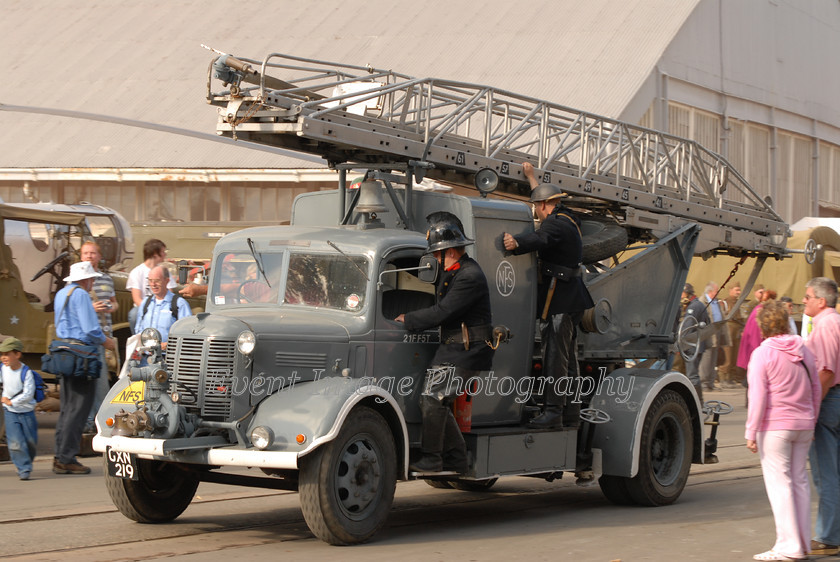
[{"left": 206, "top": 52, "right": 789, "bottom": 257}]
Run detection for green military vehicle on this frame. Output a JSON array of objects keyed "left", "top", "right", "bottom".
[{"left": 0, "top": 201, "right": 134, "bottom": 370}]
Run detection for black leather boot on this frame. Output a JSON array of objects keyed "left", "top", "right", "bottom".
[
  {"left": 528, "top": 406, "right": 564, "bottom": 429},
  {"left": 562, "top": 402, "right": 581, "bottom": 428},
  {"left": 409, "top": 454, "right": 444, "bottom": 472},
  {"left": 410, "top": 395, "right": 448, "bottom": 473},
  {"left": 441, "top": 413, "right": 468, "bottom": 473}
]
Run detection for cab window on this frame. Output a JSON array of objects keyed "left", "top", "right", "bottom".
[{"left": 379, "top": 253, "right": 435, "bottom": 320}]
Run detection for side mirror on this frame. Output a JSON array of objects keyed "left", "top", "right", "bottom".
[{"left": 417, "top": 254, "right": 439, "bottom": 284}]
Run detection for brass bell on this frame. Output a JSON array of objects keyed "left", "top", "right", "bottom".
[{"left": 355, "top": 180, "right": 389, "bottom": 214}]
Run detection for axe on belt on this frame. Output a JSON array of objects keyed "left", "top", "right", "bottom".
[{"left": 541, "top": 278, "right": 557, "bottom": 322}]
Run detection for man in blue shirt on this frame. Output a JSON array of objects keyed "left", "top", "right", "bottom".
[
  {"left": 699, "top": 282, "right": 730, "bottom": 392},
  {"left": 52, "top": 260, "right": 111, "bottom": 475},
  {"left": 135, "top": 265, "right": 192, "bottom": 350}
]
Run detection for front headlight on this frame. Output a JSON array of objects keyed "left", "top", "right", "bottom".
[
  {"left": 140, "top": 328, "right": 162, "bottom": 348},
  {"left": 250, "top": 426, "right": 274, "bottom": 450},
  {"left": 237, "top": 330, "right": 256, "bottom": 355}
]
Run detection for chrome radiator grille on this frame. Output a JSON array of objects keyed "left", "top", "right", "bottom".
[{"left": 166, "top": 336, "right": 236, "bottom": 420}]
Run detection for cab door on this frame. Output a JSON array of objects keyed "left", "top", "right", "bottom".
[{"left": 373, "top": 249, "right": 438, "bottom": 428}]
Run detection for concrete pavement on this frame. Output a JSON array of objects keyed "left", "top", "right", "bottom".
[{"left": 3, "top": 385, "right": 834, "bottom": 562}]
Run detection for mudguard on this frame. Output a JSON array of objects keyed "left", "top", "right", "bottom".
[
  {"left": 248, "top": 376, "right": 402, "bottom": 445},
  {"left": 246, "top": 376, "right": 409, "bottom": 470},
  {"left": 588, "top": 368, "right": 702, "bottom": 478}
]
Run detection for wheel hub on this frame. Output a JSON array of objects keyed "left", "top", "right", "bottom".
[
  {"left": 651, "top": 414, "right": 682, "bottom": 486},
  {"left": 335, "top": 438, "right": 381, "bottom": 518}
]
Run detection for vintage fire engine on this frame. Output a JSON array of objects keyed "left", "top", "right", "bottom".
[{"left": 93, "top": 51, "right": 810, "bottom": 545}]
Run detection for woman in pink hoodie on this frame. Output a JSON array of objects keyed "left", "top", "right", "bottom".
[{"left": 746, "top": 300, "right": 821, "bottom": 561}]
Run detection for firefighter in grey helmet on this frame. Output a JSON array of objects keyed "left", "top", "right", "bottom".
[
  {"left": 395, "top": 211, "right": 494, "bottom": 473},
  {"left": 502, "top": 162, "right": 594, "bottom": 429}
]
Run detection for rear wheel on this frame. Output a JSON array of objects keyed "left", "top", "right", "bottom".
[
  {"left": 625, "top": 390, "right": 693, "bottom": 506},
  {"left": 104, "top": 458, "right": 199, "bottom": 522},
  {"left": 299, "top": 407, "right": 397, "bottom": 545}
]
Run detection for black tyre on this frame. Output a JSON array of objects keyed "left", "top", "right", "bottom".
[
  {"left": 625, "top": 390, "right": 693, "bottom": 506},
  {"left": 598, "top": 474, "right": 635, "bottom": 505},
  {"left": 299, "top": 407, "right": 397, "bottom": 545},
  {"left": 104, "top": 458, "right": 199, "bottom": 523},
  {"left": 450, "top": 477, "right": 498, "bottom": 492},
  {"left": 580, "top": 217, "right": 628, "bottom": 264}
]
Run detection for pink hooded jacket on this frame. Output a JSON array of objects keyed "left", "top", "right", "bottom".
[
  {"left": 737, "top": 304, "right": 764, "bottom": 370},
  {"left": 745, "top": 334, "right": 821, "bottom": 441}
]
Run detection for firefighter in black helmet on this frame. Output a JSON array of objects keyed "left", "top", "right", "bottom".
[
  {"left": 502, "top": 162, "right": 594, "bottom": 429},
  {"left": 395, "top": 211, "right": 494, "bottom": 473}
]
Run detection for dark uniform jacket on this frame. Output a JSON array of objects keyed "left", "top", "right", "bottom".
[
  {"left": 684, "top": 296, "right": 710, "bottom": 356},
  {"left": 404, "top": 254, "right": 494, "bottom": 370},
  {"left": 512, "top": 205, "right": 594, "bottom": 315}
]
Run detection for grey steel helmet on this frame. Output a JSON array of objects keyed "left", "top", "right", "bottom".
[
  {"left": 425, "top": 211, "right": 474, "bottom": 252},
  {"left": 529, "top": 183, "right": 564, "bottom": 203}
]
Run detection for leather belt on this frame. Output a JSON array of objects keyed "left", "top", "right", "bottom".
[
  {"left": 442, "top": 325, "right": 492, "bottom": 345},
  {"left": 59, "top": 338, "right": 88, "bottom": 345},
  {"left": 540, "top": 261, "right": 582, "bottom": 282}
]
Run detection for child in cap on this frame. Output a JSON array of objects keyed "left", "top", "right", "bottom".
[{"left": 1, "top": 337, "right": 38, "bottom": 480}]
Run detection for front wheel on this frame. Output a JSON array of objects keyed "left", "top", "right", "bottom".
[
  {"left": 104, "top": 458, "right": 199, "bottom": 522},
  {"left": 625, "top": 390, "right": 693, "bottom": 506},
  {"left": 299, "top": 407, "right": 397, "bottom": 545}
]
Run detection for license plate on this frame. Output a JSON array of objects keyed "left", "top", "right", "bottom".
[{"left": 106, "top": 446, "right": 138, "bottom": 480}]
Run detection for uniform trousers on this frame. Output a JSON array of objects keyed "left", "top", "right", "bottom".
[{"left": 699, "top": 347, "right": 719, "bottom": 389}]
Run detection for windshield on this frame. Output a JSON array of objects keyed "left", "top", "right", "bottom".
[
  {"left": 285, "top": 253, "right": 368, "bottom": 311},
  {"left": 210, "top": 251, "right": 368, "bottom": 312},
  {"left": 211, "top": 252, "right": 282, "bottom": 305}
]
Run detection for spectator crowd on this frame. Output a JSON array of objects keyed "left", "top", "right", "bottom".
[{"left": 680, "top": 277, "right": 840, "bottom": 561}]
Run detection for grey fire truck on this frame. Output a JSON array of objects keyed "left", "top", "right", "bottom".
[{"left": 93, "top": 52, "right": 809, "bottom": 545}]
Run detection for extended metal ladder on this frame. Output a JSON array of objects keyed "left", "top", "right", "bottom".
[{"left": 206, "top": 51, "right": 790, "bottom": 258}]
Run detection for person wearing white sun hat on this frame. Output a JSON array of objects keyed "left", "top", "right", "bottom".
[{"left": 51, "top": 260, "right": 109, "bottom": 475}]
